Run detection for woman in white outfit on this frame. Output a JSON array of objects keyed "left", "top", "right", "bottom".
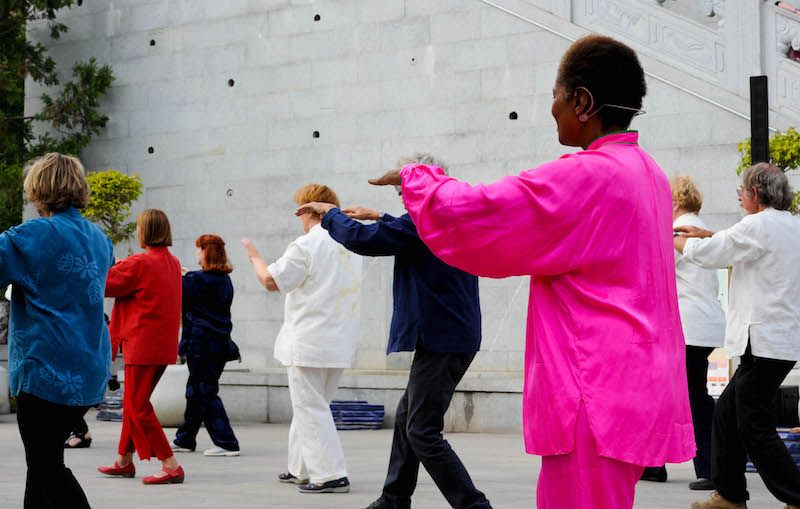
[
  {"left": 641, "top": 176, "right": 726, "bottom": 489},
  {"left": 242, "top": 184, "right": 362, "bottom": 494}
]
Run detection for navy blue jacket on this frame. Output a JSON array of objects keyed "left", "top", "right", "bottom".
[
  {"left": 321, "top": 208, "right": 481, "bottom": 354},
  {"left": 179, "top": 270, "right": 234, "bottom": 359}
]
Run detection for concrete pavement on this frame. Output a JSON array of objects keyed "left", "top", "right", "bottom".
[{"left": 0, "top": 411, "right": 779, "bottom": 508}]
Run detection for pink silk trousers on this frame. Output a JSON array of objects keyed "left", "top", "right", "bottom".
[{"left": 537, "top": 403, "right": 644, "bottom": 509}]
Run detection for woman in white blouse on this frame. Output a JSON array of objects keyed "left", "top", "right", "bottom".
[
  {"left": 241, "top": 184, "right": 362, "bottom": 495},
  {"left": 675, "top": 163, "right": 800, "bottom": 509},
  {"left": 642, "top": 176, "right": 726, "bottom": 489}
]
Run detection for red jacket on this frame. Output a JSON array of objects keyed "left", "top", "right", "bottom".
[{"left": 106, "top": 247, "right": 181, "bottom": 365}]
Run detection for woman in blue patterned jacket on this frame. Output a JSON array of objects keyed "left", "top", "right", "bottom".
[{"left": 1, "top": 153, "right": 114, "bottom": 509}]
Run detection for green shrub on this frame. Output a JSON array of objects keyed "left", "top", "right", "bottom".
[{"left": 83, "top": 170, "right": 143, "bottom": 245}]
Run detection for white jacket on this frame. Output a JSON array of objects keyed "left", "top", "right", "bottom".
[
  {"left": 673, "top": 213, "right": 726, "bottom": 348},
  {"left": 683, "top": 208, "right": 800, "bottom": 361},
  {"left": 269, "top": 224, "right": 363, "bottom": 368}
]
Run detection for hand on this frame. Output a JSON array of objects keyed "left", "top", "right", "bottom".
[
  {"left": 342, "top": 206, "right": 381, "bottom": 221},
  {"left": 368, "top": 169, "right": 402, "bottom": 187},
  {"left": 241, "top": 238, "right": 261, "bottom": 260},
  {"left": 181, "top": 266, "right": 190, "bottom": 275},
  {"left": 295, "top": 201, "right": 336, "bottom": 217},
  {"left": 673, "top": 225, "right": 714, "bottom": 239}
]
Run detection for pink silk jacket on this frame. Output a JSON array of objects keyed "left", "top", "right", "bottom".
[{"left": 400, "top": 131, "right": 695, "bottom": 465}]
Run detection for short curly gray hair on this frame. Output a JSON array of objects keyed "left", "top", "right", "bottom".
[
  {"left": 741, "top": 162, "right": 794, "bottom": 211},
  {"left": 396, "top": 152, "right": 448, "bottom": 175}
]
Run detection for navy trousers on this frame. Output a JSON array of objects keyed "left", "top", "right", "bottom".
[{"left": 174, "top": 356, "right": 239, "bottom": 451}]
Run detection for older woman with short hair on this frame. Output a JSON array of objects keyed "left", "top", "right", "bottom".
[
  {"left": 1, "top": 153, "right": 114, "bottom": 508},
  {"left": 370, "top": 34, "right": 695, "bottom": 508},
  {"left": 642, "top": 176, "right": 726, "bottom": 489},
  {"left": 675, "top": 163, "right": 800, "bottom": 509},
  {"left": 242, "top": 184, "right": 362, "bottom": 494}
]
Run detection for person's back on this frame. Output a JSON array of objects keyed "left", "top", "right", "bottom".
[
  {"left": 274, "top": 225, "right": 362, "bottom": 368},
  {"left": 107, "top": 246, "right": 181, "bottom": 365},
  {"left": 503, "top": 134, "right": 692, "bottom": 464},
  {"left": 5, "top": 208, "right": 114, "bottom": 406},
  {"left": 673, "top": 213, "right": 726, "bottom": 346},
  {"left": 182, "top": 270, "right": 234, "bottom": 338},
  {"left": 726, "top": 208, "right": 800, "bottom": 359}
]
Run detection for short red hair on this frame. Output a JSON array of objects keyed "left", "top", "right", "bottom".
[{"left": 196, "top": 234, "right": 232, "bottom": 273}]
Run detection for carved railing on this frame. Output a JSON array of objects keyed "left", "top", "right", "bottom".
[
  {"left": 654, "top": 0, "right": 724, "bottom": 28},
  {"left": 502, "top": 0, "right": 800, "bottom": 121}
]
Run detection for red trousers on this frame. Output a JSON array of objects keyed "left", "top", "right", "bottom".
[{"left": 118, "top": 364, "right": 173, "bottom": 461}]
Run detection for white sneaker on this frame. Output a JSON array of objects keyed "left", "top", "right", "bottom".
[
  {"left": 171, "top": 444, "right": 194, "bottom": 453},
  {"left": 203, "top": 446, "right": 240, "bottom": 457}
]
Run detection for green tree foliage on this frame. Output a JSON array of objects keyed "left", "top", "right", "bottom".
[
  {"left": 737, "top": 127, "right": 800, "bottom": 213},
  {"left": 0, "top": 1, "right": 114, "bottom": 232},
  {"left": 83, "top": 170, "right": 143, "bottom": 246}
]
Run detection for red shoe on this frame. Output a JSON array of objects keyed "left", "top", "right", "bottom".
[
  {"left": 142, "top": 465, "right": 184, "bottom": 485},
  {"left": 98, "top": 461, "right": 136, "bottom": 478}
]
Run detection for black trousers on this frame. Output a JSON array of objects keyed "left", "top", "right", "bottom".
[
  {"left": 174, "top": 356, "right": 239, "bottom": 451},
  {"left": 16, "top": 392, "right": 91, "bottom": 509},
  {"left": 686, "top": 345, "right": 716, "bottom": 479},
  {"left": 72, "top": 417, "right": 89, "bottom": 436},
  {"left": 712, "top": 347, "right": 800, "bottom": 504},
  {"left": 382, "top": 347, "right": 492, "bottom": 509},
  {"left": 643, "top": 345, "right": 717, "bottom": 480}
]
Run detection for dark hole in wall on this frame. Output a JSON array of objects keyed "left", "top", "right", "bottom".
[
  {"left": 228, "top": 79, "right": 235, "bottom": 87},
  {"left": 314, "top": 14, "right": 321, "bottom": 21},
  {"left": 312, "top": 131, "right": 320, "bottom": 138},
  {"left": 509, "top": 111, "right": 518, "bottom": 120},
  {"left": 149, "top": 39, "right": 156, "bottom": 46},
  {"left": 147, "top": 147, "right": 154, "bottom": 154}
]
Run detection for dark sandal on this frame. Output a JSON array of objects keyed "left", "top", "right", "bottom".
[{"left": 64, "top": 433, "right": 92, "bottom": 449}]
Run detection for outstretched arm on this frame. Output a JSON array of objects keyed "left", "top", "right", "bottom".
[
  {"left": 679, "top": 219, "right": 763, "bottom": 269},
  {"left": 105, "top": 256, "right": 141, "bottom": 298},
  {"left": 311, "top": 206, "right": 419, "bottom": 257},
  {"left": 396, "top": 162, "right": 597, "bottom": 278},
  {"left": 241, "top": 239, "right": 279, "bottom": 292}
]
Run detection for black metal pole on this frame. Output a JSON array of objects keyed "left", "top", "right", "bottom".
[{"left": 749, "top": 76, "right": 770, "bottom": 164}]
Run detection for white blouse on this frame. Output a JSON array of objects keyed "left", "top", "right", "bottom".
[
  {"left": 269, "top": 224, "right": 363, "bottom": 368},
  {"left": 673, "top": 213, "right": 726, "bottom": 348},
  {"left": 683, "top": 208, "right": 800, "bottom": 361}
]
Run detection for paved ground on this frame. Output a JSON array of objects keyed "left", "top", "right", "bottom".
[{"left": 0, "top": 411, "right": 780, "bottom": 508}]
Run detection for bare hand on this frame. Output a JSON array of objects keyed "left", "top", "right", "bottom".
[
  {"left": 241, "top": 238, "right": 261, "bottom": 260},
  {"left": 342, "top": 206, "right": 381, "bottom": 221},
  {"left": 295, "top": 201, "right": 336, "bottom": 217},
  {"left": 368, "top": 170, "right": 402, "bottom": 187},
  {"left": 673, "top": 225, "right": 714, "bottom": 239},
  {"left": 181, "top": 266, "right": 190, "bottom": 275}
]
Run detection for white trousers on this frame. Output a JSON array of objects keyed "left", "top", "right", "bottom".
[{"left": 286, "top": 366, "right": 347, "bottom": 484}]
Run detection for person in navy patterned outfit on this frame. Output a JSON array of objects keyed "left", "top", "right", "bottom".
[
  {"left": 1, "top": 153, "right": 114, "bottom": 509},
  {"left": 172, "top": 234, "right": 240, "bottom": 457}
]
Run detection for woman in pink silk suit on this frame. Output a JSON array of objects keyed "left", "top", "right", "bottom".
[{"left": 371, "top": 35, "right": 695, "bottom": 508}]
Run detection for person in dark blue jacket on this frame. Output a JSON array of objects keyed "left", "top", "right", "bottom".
[
  {"left": 296, "top": 153, "right": 491, "bottom": 509},
  {"left": 172, "top": 234, "right": 240, "bottom": 457}
]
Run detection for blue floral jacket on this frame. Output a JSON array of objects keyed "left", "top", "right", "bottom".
[{"left": 0, "top": 207, "right": 114, "bottom": 406}]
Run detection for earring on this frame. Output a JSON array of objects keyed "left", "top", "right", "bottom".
[{"left": 578, "top": 114, "right": 589, "bottom": 123}]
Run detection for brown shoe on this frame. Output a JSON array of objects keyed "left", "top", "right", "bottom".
[{"left": 691, "top": 491, "right": 747, "bottom": 509}]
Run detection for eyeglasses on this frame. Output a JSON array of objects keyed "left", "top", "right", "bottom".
[{"left": 736, "top": 186, "right": 743, "bottom": 197}]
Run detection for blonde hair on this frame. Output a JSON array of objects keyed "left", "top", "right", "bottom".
[
  {"left": 23, "top": 153, "right": 90, "bottom": 213},
  {"left": 670, "top": 176, "right": 703, "bottom": 214},
  {"left": 293, "top": 184, "right": 340, "bottom": 213},
  {"left": 137, "top": 209, "right": 172, "bottom": 248}
]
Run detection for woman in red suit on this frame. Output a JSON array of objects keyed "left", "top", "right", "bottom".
[{"left": 98, "top": 209, "right": 185, "bottom": 484}]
